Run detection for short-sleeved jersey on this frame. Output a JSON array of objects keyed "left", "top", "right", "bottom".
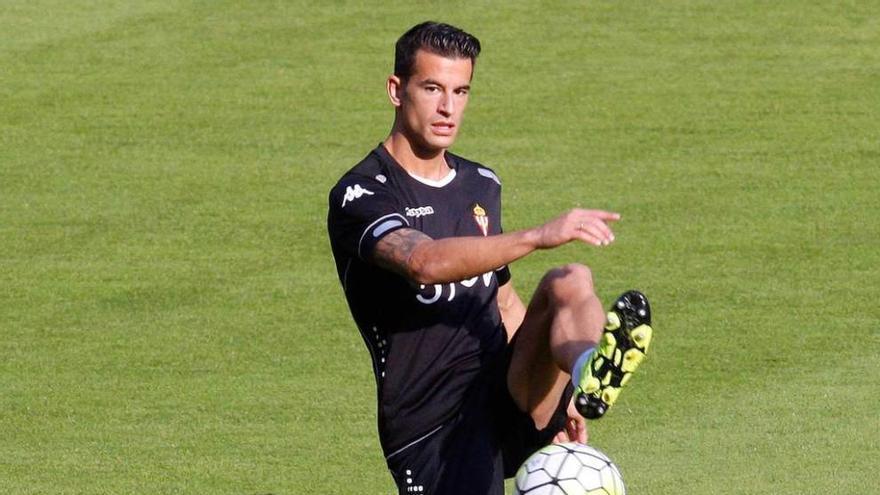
[{"left": 327, "top": 144, "right": 511, "bottom": 456}]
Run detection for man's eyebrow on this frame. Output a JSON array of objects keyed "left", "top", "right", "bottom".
[{"left": 418, "top": 79, "right": 471, "bottom": 91}]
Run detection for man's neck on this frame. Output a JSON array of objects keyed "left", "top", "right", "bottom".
[{"left": 383, "top": 133, "right": 451, "bottom": 181}]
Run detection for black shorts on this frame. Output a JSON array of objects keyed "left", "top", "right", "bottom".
[{"left": 385, "top": 338, "right": 574, "bottom": 495}]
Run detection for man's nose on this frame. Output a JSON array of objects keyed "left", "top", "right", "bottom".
[{"left": 438, "top": 92, "right": 454, "bottom": 116}]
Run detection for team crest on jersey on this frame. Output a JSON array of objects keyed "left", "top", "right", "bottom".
[{"left": 472, "top": 203, "right": 489, "bottom": 236}]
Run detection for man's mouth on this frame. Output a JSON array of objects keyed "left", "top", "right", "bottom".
[{"left": 432, "top": 122, "right": 456, "bottom": 135}]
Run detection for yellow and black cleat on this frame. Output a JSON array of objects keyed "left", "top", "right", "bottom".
[{"left": 575, "top": 290, "right": 653, "bottom": 419}]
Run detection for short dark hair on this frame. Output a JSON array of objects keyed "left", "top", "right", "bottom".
[{"left": 394, "top": 21, "right": 481, "bottom": 80}]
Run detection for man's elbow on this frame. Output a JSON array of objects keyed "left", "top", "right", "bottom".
[
  {"left": 407, "top": 257, "right": 440, "bottom": 285},
  {"left": 406, "top": 248, "right": 448, "bottom": 285}
]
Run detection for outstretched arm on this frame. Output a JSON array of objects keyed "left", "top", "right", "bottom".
[{"left": 371, "top": 208, "right": 620, "bottom": 284}]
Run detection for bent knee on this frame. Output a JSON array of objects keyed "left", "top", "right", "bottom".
[{"left": 540, "top": 263, "right": 596, "bottom": 304}]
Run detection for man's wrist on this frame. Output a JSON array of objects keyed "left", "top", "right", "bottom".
[{"left": 517, "top": 227, "right": 543, "bottom": 252}]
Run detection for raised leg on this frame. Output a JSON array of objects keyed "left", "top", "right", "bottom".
[{"left": 506, "top": 264, "right": 604, "bottom": 428}]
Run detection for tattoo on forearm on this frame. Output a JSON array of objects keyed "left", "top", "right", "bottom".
[{"left": 373, "top": 228, "right": 430, "bottom": 275}]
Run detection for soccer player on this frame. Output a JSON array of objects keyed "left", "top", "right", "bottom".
[{"left": 327, "top": 21, "right": 653, "bottom": 495}]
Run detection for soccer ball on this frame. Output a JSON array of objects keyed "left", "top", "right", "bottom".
[{"left": 513, "top": 442, "right": 625, "bottom": 495}]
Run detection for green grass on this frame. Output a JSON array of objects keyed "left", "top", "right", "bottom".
[{"left": 1, "top": 1, "right": 878, "bottom": 493}]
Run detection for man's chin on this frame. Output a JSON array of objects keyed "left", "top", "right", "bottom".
[
  {"left": 411, "top": 136, "right": 456, "bottom": 157},
  {"left": 426, "top": 134, "right": 457, "bottom": 151}
]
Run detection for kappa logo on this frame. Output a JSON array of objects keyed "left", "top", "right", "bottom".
[
  {"left": 341, "top": 184, "right": 374, "bottom": 207},
  {"left": 405, "top": 206, "right": 435, "bottom": 218}
]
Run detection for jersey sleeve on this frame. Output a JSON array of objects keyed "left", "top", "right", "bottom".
[
  {"left": 496, "top": 265, "right": 511, "bottom": 285},
  {"left": 487, "top": 167, "right": 512, "bottom": 285},
  {"left": 328, "top": 177, "right": 410, "bottom": 260}
]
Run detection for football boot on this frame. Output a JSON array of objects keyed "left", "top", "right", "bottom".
[{"left": 575, "top": 290, "right": 653, "bottom": 419}]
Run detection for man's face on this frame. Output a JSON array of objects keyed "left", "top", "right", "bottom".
[{"left": 395, "top": 50, "right": 473, "bottom": 154}]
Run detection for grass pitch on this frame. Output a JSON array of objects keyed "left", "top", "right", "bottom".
[{"left": 1, "top": 1, "right": 878, "bottom": 494}]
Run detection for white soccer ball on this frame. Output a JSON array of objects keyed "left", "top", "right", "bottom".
[{"left": 513, "top": 442, "right": 626, "bottom": 495}]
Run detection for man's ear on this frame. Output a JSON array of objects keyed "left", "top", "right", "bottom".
[{"left": 387, "top": 75, "right": 404, "bottom": 107}]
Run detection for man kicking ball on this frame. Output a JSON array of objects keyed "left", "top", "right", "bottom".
[{"left": 327, "top": 21, "right": 654, "bottom": 495}]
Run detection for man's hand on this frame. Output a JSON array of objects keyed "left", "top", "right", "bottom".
[
  {"left": 534, "top": 209, "right": 620, "bottom": 249},
  {"left": 553, "top": 397, "right": 588, "bottom": 444}
]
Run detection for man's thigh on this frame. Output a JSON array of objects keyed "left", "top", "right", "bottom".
[
  {"left": 506, "top": 264, "right": 600, "bottom": 429},
  {"left": 501, "top": 330, "right": 575, "bottom": 476},
  {"left": 506, "top": 275, "right": 573, "bottom": 429}
]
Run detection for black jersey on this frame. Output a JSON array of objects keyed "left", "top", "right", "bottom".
[{"left": 327, "top": 145, "right": 511, "bottom": 456}]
